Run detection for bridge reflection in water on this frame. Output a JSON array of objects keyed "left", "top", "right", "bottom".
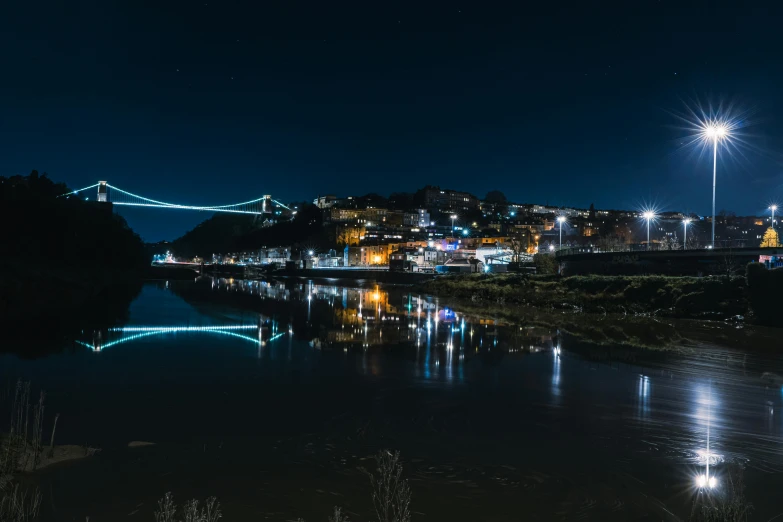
[{"left": 77, "top": 324, "right": 286, "bottom": 352}]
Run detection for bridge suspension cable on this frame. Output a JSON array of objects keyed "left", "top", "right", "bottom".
[{"left": 58, "top": 183, "right": 101, "bottom": 197}]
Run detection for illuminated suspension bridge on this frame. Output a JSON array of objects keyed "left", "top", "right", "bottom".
[{"left": 60, "top": 181, "right": 293, "bottom": 216}]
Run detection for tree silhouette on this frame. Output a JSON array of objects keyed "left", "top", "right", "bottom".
[
  {"left": 1, "top": 170, "right": 146, "bottom": 345},
  {"left": 484, "top": 190, "right": 507, "bottom": 203}
]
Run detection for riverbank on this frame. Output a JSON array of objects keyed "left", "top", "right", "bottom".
[{"left": 419, "top": 273, "right": 750, "bottom": 320}]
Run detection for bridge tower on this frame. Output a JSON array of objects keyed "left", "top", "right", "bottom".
[
  {"left": 97, "top": 181, "right": 108, "bottom": 202},
  {"left": 262, "top": 195, "right": 272, "bottom": 213}
]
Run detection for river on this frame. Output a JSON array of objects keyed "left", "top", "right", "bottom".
[{"left": 2, "top": 278, "right": 782, "bottom": 521}]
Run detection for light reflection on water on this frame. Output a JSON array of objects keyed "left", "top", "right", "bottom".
[{"left": 5, "top": 278, "right": 783, "bottom": 520}]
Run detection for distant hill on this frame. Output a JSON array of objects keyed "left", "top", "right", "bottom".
[{"left": 170, "top": 203, "right": 330, "bottom": 258}]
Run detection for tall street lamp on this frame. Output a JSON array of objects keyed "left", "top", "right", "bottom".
[
  {"left": 703, "top": 123, "right": 728, "bottom": 248},
  {"left": 450, "top": 214, "right": 457, "bottom": 237},
  {"left": 556, "top": 216, "right": 566, "bottom": 250},
  {"left": 682, "top": 218, "right": 692, "bottom": 250},
  {"left": 771, "top": 205, "right": 778, "bottom": 230},
  {"left": 642, "top": 211, "right": 655, "bottom": 250}
]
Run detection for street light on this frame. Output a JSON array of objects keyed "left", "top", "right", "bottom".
[
  {"left": 702, "top": 122, "right": 729, "bottom": 248},
  {"left": 682, "top": 218, "right": 692, "bottom": 250},
  {"left": 450, "top": 214, "right": 457, "bottom": 236},
  {"left": 642, "top": 211, "right": 655, "bottom": 249},
  {"left": 771, "top": 205, "right": 778, "bottom": 230},
  {"left": 556, "top": 216, "right": 566, "bottom": 250}
]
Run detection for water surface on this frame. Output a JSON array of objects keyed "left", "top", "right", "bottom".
[{"left": 2, "top": 278, "right": 783, "bottom": 521}]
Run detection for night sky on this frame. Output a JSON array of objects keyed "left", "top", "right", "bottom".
[{"left": 3, "top": 2, "right": 783, "bottom": 241}]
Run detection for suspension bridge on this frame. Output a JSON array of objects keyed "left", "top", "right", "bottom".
[{"left": 60, "top": 181, "right": 293, "bottom": 216}]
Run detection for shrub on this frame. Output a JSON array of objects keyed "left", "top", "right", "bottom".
[
  {"left": 533, "top": 254, "right": 557, "bottom": 275},
  {"left": 153, "top": 493, "right": 221, "bottom": 522},
  {"left": 364, "top": 450, "right": 411, "bottom": 522}
]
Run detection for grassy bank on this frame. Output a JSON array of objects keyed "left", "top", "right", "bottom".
[{"left": 419, "top": 273, "right": 748, "bottom": 320}]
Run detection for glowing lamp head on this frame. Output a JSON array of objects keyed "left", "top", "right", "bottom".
[
  {"left": 308, "top": 250, "right": 314, "bottom": 256},
  {"left": 450, "top": 214, "right": 457, "bottom": 220},
  {"left": 683, "top": 217, "right": 692, "bottom": 225},
  {"left": 642, "top": 211, "right": 655, "bottom": 221},
  {"left": 704, "top": 123, "right": 728, "bottom": 141},
  {"left": 557, "top": 216, "right": 566, "bottom": 224},
  {"left": 771, "top": 205, "right": 778, "bottom": 212}
]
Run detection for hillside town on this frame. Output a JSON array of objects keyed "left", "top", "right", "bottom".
[{"left": 176, "top": 185, "right": 781, "bottom": 273}]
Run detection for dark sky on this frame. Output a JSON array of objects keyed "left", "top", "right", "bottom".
[{"left": 2, "top": 1, "right": 783, "bottom": 241}]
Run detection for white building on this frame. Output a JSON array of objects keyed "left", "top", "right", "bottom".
[{"left": 416, "top": 209, "right": 431, "bottom": 227}]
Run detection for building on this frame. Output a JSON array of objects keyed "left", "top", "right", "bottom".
[
  {"left": 418, "top": 246, "right": 449, "bottom": 267},
  {"left": 416, "top": 209, "right": 431, "bottom": 227},
  {"left": 421, "top": 186, "right": 480, "bottom": 210},
  {"left": 314, "top": 250, "right": 343, "bottom": 267},
  {"left": 344, "top": 245, "right": 389, "bottom": 266},
  {"left": 314, "top": 195, "right": 339, "bottom": 208},
  {"left": 362, "top": 207, "right": 389, "bottom": 226},
  {"left": 328, "top": 207, "right": 361, "bottom": 222},
  {"left": 386, "top": 210, "right": 420, "bottom": 227},
  {"left": 256, "top": 247, "right": 290, "bottom": 264},
  {"left": 435, "top": 257, "right": 484, "bottom": 273}
]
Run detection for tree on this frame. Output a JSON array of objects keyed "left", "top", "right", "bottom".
[
  {"left": 661, "top": 234, "right": 682, "bottom": 251},
  {"left": 484, "top": 190, "right": 507, "bottom": 203},
  {"left": 355, "top": 193, "right": 388, "bottom": 209},
  {"left": 588, "top": 203, "right": 596, "bottom": 219},
  {"left": 760, "top": 227, "right": 781, "bottom": 248},
  {"left": 508, "top": 230, "right": 529, "bottom": 263},
  {"left": 596, "top": 234, "right": 626, "bottom": 252}
]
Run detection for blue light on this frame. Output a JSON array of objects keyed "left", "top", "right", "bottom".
[
  {"left": 110, "top": 325, "right": 257, "bottom": 332},
  {"left": 462, "top": 229, "right": 469, "bottom": 236},
  {"left": 80, "top": 324, "right": 266, "bottom": 352}
]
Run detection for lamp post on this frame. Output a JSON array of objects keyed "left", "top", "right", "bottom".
[
  {"left": 642, "top": 211, "right": 655, "bottom": 250},
  {"left": 556, "top": 216, "right": 566, "bottom": 251},
  {"left": 771, "top": 205, "right": 778, "bottom": 230},
  {"left": 703, "top": 123, "right": 728, "bottom": 249},
  {"left": 450, "top": 214, "right": 457, "bottom": 237},
  {"left": 682, "top": 218, "right": 692, "bottom": 250}
]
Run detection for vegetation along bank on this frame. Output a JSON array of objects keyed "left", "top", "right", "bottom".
[{"left": 419, "top": 263, "right": 783, "bottom": 326}]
